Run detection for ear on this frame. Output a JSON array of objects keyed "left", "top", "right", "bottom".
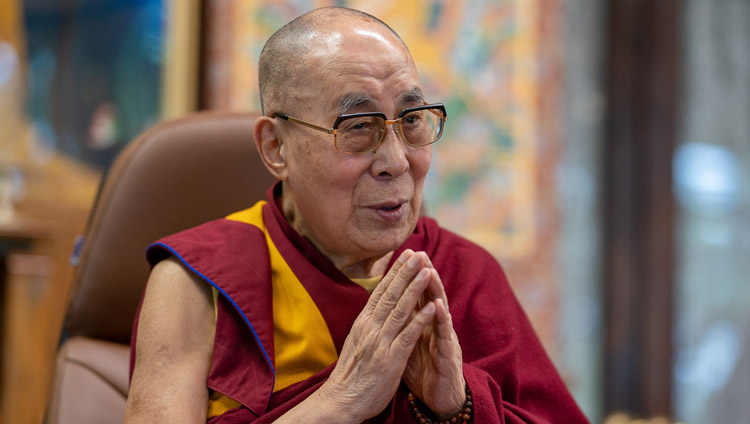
[{"left": 254, "top": 116, "right": 288, "bottom": 181}]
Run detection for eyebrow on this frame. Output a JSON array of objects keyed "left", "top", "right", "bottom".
[
  {"left": 399, "top": 87, "right": 425, "bottom": 106},
  {"left": 334, "top": 87, "right": 426, "bottom": 115},
  {"left": 335, "top": 93, "right": 374, "bottom": 115}
]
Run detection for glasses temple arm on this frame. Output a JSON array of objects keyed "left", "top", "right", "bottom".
[{"left": 272, "top": 113, "right": 334, "bottom": 135}]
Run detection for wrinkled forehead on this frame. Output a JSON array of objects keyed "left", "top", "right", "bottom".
[{"left": 297, "top": 24, "right": 421, "bottom": 115}]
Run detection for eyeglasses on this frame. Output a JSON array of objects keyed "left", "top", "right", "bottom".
[{"left": 271, "top": 103, "right": 447, "bottom": 154}]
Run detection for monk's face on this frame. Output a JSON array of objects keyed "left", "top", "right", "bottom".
[{"left": 280, "top": 22, "right": 431, "bottom": 268}]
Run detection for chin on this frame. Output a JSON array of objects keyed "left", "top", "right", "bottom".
[{"left": 366, "top": 222, "right": 415, "bottom": 253}]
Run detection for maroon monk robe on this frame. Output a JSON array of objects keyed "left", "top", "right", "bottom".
[{"left": 130, "top": 183, "right": 589, "bottom": 423}]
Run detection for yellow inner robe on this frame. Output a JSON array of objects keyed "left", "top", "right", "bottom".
[{"left": 207, "top": 202, "right": 380, "bottom": 418}]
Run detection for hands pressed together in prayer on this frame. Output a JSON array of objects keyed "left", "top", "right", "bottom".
[{"left": 315, "top": 249, "right": 465, "bottom": 422}]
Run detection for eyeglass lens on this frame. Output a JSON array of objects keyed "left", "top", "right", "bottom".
[{"left": 335, "top": 108, "right": 444, "bottom": 153}]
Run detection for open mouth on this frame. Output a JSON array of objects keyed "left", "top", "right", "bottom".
[{"left": 370, "top": 201, "right": 407, "bottom": 221}]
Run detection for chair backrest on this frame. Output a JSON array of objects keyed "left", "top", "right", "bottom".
[
  {"left": 46, "top": 111, "right": 277, "bottom": 423},
  {"left": 65, "top": 111, "right": 276, "bottom": 343}
]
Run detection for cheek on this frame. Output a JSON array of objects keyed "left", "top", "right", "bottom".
[
  {"left": 408, "top": 149, "right": 432, "bottom": 214},
  {"left": 330, "top": 158, "right": 371, "bottom": 186},
  {"left": 289, "top": 148, "right": 369, "bottom": 207},
  {"left": 409, "top": 147, "right": 432, "bottom": 182}
]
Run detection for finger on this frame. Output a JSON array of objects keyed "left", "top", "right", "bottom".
[
  {"left": 433, "top": 298, "right": 454, "bottom": 342},
  {"left": 379, "top": 267, "right": 431, "bottom": 339},
  {"left": 371, "top": 253, "right": 428, "bottom": 323},
  {"left": 432, "top": 298, "right": 463, "bottom": 373},
  {"left": 364, "top": 249, "right": 414, "bottom": 314},
  {"left": 424, "top": 268, "right": 449, "bottom": 307},
  {"left": 392, "top": 301, "right": 436, "bottom": 354}
]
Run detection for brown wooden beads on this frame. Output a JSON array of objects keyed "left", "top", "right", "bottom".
[{"left": 407, "top": 386, "right": 473, "bottom": 424}]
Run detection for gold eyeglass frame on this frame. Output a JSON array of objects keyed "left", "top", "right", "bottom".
[{"left": 271, "top": 103, "right": 447, "bottom": 154}]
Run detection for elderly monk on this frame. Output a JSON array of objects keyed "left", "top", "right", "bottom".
[{"left": 124, "top": 6, "right": 588, "bottom": 424}]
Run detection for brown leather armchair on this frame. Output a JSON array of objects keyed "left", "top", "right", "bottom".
[{"left": 45, "top": 112, "right": 276, "bottom": 423}]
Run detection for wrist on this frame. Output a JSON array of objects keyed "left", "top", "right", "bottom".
[
  {"left": 275, "top": 389, "right": 355, "bottom": 424},
  {"left": 407, "top": 385, "right": 473, "bottom": 424},
  {"left": 310, "top": 381, "right": 361, "bottom": 424},
  {"left": 434, "top": 377, "right": 467, "bottom": 419}
]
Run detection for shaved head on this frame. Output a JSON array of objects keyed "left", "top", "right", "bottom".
[{"left": 258, "top": 7, "right": 407, "bottom": 115}]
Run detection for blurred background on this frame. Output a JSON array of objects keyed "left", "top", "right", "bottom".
[{"left": 0, "top": 0, "right": 747, "bottom": 423}]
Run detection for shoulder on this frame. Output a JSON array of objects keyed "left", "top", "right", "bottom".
[
  {"left": 417, "top": 217, "right": 512, "bottom": 302},
  {"left": 418, "top": 220, "right": 526, "bottom": 347},
  {"left": 137, "top": 257, "right": 215, "bottom": 352},
  {"left": 148, "top": 256, "right": 208, "bottom": 294},
  {"left": 147, "top": 216, "right": 268, "bottom": 268},
  {"left": 418, "top": 217, "right": 501, "bottom": 270}
]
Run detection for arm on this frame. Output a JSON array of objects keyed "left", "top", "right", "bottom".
[{"left": 124, "top": 257, "right": 215, "bottom": 423}]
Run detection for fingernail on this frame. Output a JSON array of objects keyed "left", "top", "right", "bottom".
[
  {"left": 436, "top": 297, "right": 447, "bottom": 311},
  {"left": 423, "top": 302, "right": 435, "bottom": 313},
  {"left": 407, "top": 254, "right": 421, "bottom": 268},
  {"left": 399, "top": 249, "right": 413, "bottom": 263},
  {"left": 415, "top": 268, "right": 429, "bottom": 280}
]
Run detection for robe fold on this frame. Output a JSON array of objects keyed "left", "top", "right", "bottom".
[{"left": 130, "top": 183, "right": 589, "bottom": 423}]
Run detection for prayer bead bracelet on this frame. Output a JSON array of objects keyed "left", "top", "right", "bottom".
[{"left": 407, "top": 386, "right": 473, "bottom": 424}]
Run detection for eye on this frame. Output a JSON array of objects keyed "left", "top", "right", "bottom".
[
  {"left": 340, "top": 116, "right": 379, "bottom": 131},
  {"left": 402, "top": 112, "right": 423, "bottom": 125}
]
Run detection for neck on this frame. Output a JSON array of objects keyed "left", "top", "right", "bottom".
[
  {"left": 280, "top": 182, "right": 394, "bottom": 279},
  {"left": 337, "top": 251, "right": 393, "bottom": 279}
]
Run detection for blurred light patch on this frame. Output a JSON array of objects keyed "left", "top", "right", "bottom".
[
  {"left": 675, "top": 321, "right": 742, "bottom": 395},
  {"left": 0, "top": 165, "right": 25, "bottom": 222},
  {"left": 673, "top": 142, "right": 741, "bottom": 215},
  {"left": 0, "top": 42, "right": 19, "bottom": 86}
]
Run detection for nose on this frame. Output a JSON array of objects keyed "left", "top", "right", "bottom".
[{"left": 370, "top": 123, "right": 409, "bottom": 179}]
